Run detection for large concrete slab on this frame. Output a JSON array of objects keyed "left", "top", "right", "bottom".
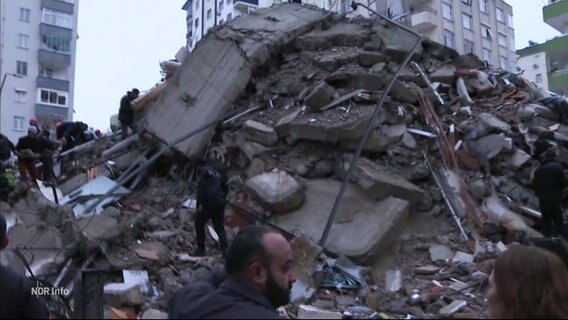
[
  {"left": 272, "top": 179, "right": 409, "bottom": 264},
  {"left": 141, "top": 4, "right": 329, "bottom": 159}
]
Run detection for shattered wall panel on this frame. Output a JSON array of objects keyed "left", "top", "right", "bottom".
[{"left": 141, "top": 4, "right": 329, "bottom": 159}]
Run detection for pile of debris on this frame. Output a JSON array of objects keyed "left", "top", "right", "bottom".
[{"left": 2, "top": 3, "right": 567, "bottom": 319}]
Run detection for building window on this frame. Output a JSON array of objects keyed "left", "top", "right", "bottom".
[
  {"left": 41, "top": 34, "right": 71, "bottom": 53},
  {"left": 442, "top": 3, "right": 452, "bottom": 20},
  {"left": 227, "top": 12, "right": 232, "bottom": 21},
  {"left": 496, "top": 8, "right": 504, "bottom": 23},
  {"left": 13, "top": 116, "right": 25, "bottom": 131},
  {"left": 509, "top": 37, "right": 515, "bottom": 51},
  {"left": 482, "top": 48, "right": 491, "bottom": 62},
  {"left": 510, "top": 61, "right": 517, "bottom": 73},
  {"left": 42, "top": 8, "right": 73, "bottom": 29},
  {"left": 219, "top": 0, "right": 224, "bottom": 11},
  {"left": 498, "top": 34, "right": 507, "bottom": 47},
  {"left": 507, "top": 14, "right": 513, "bottom": 28},
  {"left": 443, "top": 29, "right": 454, "bottom": 48},
  {"left": 39, "top": 89, "right": 68, "bottom": 107},
  {"left": 464, "top": 39, "right": 474, "bottom": 53},
  {"left": 207, "top": 8, "right": 212, "bottom": 19},
  {"left": 462, "top": 13, "right": 472, "bottom": 30},
  {"left": 18, "top": 34, "right": 30, "bottom": 49},
  {"left": 19, "top": 8, "right": 30, "bottom": 22},
  {"left": 462, "top": 0, "right": 471, "bottom": 6},
  {"left": 15, "top": 89, "right": 26, "bottom": 103},
  {"left": 481, "top": 26, "right": 493, "bottom": 39},
  {"left": 479, "top": 0, "right": 488, "bottom": 14},
  {"left": 499, "top": 56, "right": 508, "bottom": 69},
  {"left": 16, "top": 61, "right": 28, "bottom": 76},
  {"left": 536, "top": 74, "right": 543, "bottom": 84}
]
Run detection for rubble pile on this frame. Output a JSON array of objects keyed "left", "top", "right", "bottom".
[{"left": 2, "top": 3, "right": 567, "bottom": 319}]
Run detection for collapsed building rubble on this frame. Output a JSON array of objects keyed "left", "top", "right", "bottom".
[{"left": 1, "top": 3, "right": 568, "bottom": 319}]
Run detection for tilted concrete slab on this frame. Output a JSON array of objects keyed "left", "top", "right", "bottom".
[
  {"left": 272, "top": 179, "right": 409, "bottom": 264},
  {"left": 140, "top": 4, "right": 329, "bottom": 159}
]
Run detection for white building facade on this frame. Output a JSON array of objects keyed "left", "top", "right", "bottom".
[
  {"left": 517, "top": 51, "right": 550, "bottom": 92},
  {"left": 0, "top": 0, "right": 79, "bottom": 143}
]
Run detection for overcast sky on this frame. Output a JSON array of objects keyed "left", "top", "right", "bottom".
[{"left": 74, "top": 0, "right": 561, "bottom": 131}]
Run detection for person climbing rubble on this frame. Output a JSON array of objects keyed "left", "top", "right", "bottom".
[
  {"left": 37, "top": 127, "right": 59, "bottom": 185},
  {"left": 14, "top": 127, "right": 42, "bottom": 182},
  {"left": 192, "top": 158, "right": 229, "bottom": 257},
  {"left": 0, "top": 134, "right": 15, "bottom": 166},
  {"left": 170, "top": 225, "right": 296, "bottom": 319},
  {"left": 531, "top": 145, "right": 568, "bottom": 239},
  {"left": 119, "top": 88, "right": 140, "bottom": 140},
  {"left": 56, "top": 121, "right": 89, "bottom": 152},
  {"left": 0, "top": 214, "right": 50, "bottom": 319}
]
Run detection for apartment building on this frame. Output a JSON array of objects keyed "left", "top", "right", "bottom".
[
  {"left": 0, "top": 0, "right": 79, "bottom": 143},
  {"left": 516, "top": 0, "right": 568, "bottom": 95},
  {"left": 181, "top": 0, "right": 376, "bottom": 51}
]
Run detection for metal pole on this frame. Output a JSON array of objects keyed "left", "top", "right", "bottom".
[
  {"left": 81, "top": 107, "right": 246, "bottom": 214},
  {"left": 319, "top": 2, "right": 423, "bottom": 247}
]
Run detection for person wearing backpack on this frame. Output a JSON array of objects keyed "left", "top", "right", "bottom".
[{"left": 192, "top": 158, "right": 229, "bottom": 257}]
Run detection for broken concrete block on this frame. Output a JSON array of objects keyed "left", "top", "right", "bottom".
[
  {"left": 466, "top": 134, "right": 506, "bottom": 160},
  {"left": 246, "top": 158, "right": 266, "bottom": 178},
  {"left": 413, "top": 265, "right": 441, "bottom": 275},
  {"left": 142, "top": 309, "right": 168, "bottom": 319},
  {"left": 305, "top": 82, "right": 338, "bottom": 111},
  {"left": 370, "top": 62, "right": 386, "bottom": 74},
  {"left": 242, "top": 120, "right": 279, "bottom": 147},
  {"left": 245, "top": 169, "right": 305, "bottom": 213},
  {"left": 104, "top": 282, "right": 145, "bottom": 307},
  {"left": 385, "top": 269, "right": 402, "bottom": 292},
  {"left": 341, "top": 124, "right": 407, "bottom": 152},
  {"left": 237, "top": 136, "right": 271, "bottom": 161},
  {"left": 77, "top": 215, "right": 123, "bottom": 241},
  {"left": 401, "top": 132, "right": 417, "bottom": 150},
  {"left": 506, "top": 149, "right": 531, "bottom": 168},
  {"left": 133, "top": 242, "right": 171, "bottom": 263},
  {"left": 295, "top": 21, "right": 371, "bottom": 51},
  {"left": 357, "top": 51, "right": 386, "bottom": 68},
  {"left": 313, "top": 50, "right": 359, "bottom": 72},
  {"left": 476, "top": 113, "right": 511, "bottom": 136},
  {"left": 272, "top": 179, "right": 409, "bottom": 264},
  {"left": 429, "top": 64, "right": 456, "bottom": 84},
  {"left": 516, "top": 104, "right": 558, "bottom": 121},
  {"left": 439, "top": 300, "right": 467, "bottom": 316},
  {"left": 429, "top": 244, "right": 454, "bottom": 262},
  {"left": 452, "top": 251, "right": 474, "bottom": 263},
  {"left": 297, "top": 305, "right": 343, "bottom": 319},
  {"left": 326, "top": 71, "right": 386, "bottom": 91},
  {"left": 335, "top": 155, "right": 424, "bottom": 205}
]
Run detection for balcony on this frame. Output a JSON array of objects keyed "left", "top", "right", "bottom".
[
  {"left": 40, "top": 23, "right": 73, "bottom": 38},
  {"left": 36, "top": 76, "right": 70, "bottom": 91},
  {"left": 41, "top": 0, "right": 74, "bottom": 14},
  {"left": 409, "top": 7, "right": 437, "bottom": 32},
  {"left": 543, "top": 0, "right": 568, "bottom": 33},
  {"left": 35, "top": 103, "right": 69, "bottom": 122},
  {"left": 38, "top": 49, "right": 71, "bottom": 69},
  {"left": 234, "top": 0, "right": 259, "bottom": 13}
]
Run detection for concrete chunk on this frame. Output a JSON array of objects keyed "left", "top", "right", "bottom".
[
  {"left": 429, "top": 64, "right": 456, "bottom": 84},
  {"left": 272, "top": 179, "right": 409, "bottom": 264},
  {"left": 142, "top": 309, "right": 168, "bottom": 319},
  {"left": 237, "top": 136, "right": 271, "bottom": 160},
  {"left": 242, "top": 120, "right": 279, "bottom": 147},
  {"left": 305, "top": 82, "right": 338, "bottom": 111},
  {"left": 439, "top": 300, "right": 467, "bottom": 316},
  {"left": 335, "top": 155, "right": 424, "bottom": 205},
  {"left": 341, "top": 124, "right": 406, "bottom": 152},
  {"left": 104, "top": 282, "right": 145, "bottom": 307},
  {"left": 326, "top": 71, "right": 386, "bottom": 91},
  {"left": 477, "top": 113, "right": 511, "bottom": 136},
  {"left": 298, "top": 305, "right": 343, "bottom": 319},
  {"left": 506, "top": 148, "right": 531, "bottom": 168},
  {"left": 245, "top": 169, "right": 305, "bottom": 213},
  {"left": 77, "top": 215, "right": 123, "bottom": 241},
  {"left": 357, "top": 51, "right": 387, "bottom": 67}
]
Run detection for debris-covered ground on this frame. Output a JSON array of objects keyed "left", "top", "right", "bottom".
[{"left": 2, "top": 3, "right": 567, "bottom": 319}]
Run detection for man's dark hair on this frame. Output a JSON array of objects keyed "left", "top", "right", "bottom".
[
  {"left": 225, "top": 225, "right": 280, "bottom": 275},
  {"left": 0, "top": 214, "right": 7, "bottom": 244},
  {"left": 132, "top": 88, "right": 140, "bottom": 95}
]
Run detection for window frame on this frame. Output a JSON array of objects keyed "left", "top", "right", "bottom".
[
  {"left": 16, "top": 61, "right": 28, "bottom": 76},
  {"left": 207, "top": 8, "right": 212, "bottom": 19},
  {"left": 15, "top": 89, "right": 27, "bottom": 103},
  {"left": 41, "top": 34, "right": 71, "bottom": 53},
  {"left": 499, "top": 56, "right": 508, "bottom": 70},
  {"left": 535, "top": 73, "right": 543, "bottom": 84},
  {"left": 17, "top": 33, "right": 30, "bottom": 49},
  {"left": 13, "top": 116, "right": 25, "bottom": 131},
  {"left": 462, "top": 0, "right": 472, "bottom": 6},
  {"left": 464, "top": 39, "right": 474, "bottom": 54},
  {"left": 42, "top": 8, "right": 73, "bottom": 29},
  {"left": 462, "top": 13, "right": 472, "bottom": 30},
  {"left": 443, "top": 29, "right": 454, "bottom": 48},
  {"left": 498, "top": 34, "right": 507, "bottom": 48},
  {"left": 19, "top": 8, "right": 31, "bottom": 22},
  {"left": 507, "top": 14, "right": 513, "bottom": 28},
  {"left": 442, "top": 2, "right": 453, "bottom": 21},
  {"left": 479, "top": 0, "right": 488, "bottom": 14},
  {"left": 482, "top": 48, "right": 491, "bottom": 62},
  {"left": 496, "top": 7, "right": 504, "bottom": 23},
  {"left": 38, "top": 88, "right": 68, "bottom": 107}
]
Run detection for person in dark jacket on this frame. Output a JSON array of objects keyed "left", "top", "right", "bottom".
[
  {"left": 0, "top": 134, "right": 15, "bottom": 162},
  {"left": 56, "top": 121, "right": 88, "bottom": 152},
  {"left": 0, "top": 214, "right": 50, "bottom": 319},
  {"left": 37, "top": 129, "right": 59, "bottom": 184},
  {"left": 0, "top": 163, "right": 14, "bottom": 203},
  {"left": 532, "top": 146, "right": 568, "bottom": 239},
  {"left": 170, "top": 225, "right": 296, "bottom": 319},
  {"left": 193, "top": 158, "right": 229, "bottom": 257},
  {"left": 15, "top": 127, "right": 42, "bottom": 182},
  {"left": 119, "top": 88, "right": 140, "bottom": 140}
]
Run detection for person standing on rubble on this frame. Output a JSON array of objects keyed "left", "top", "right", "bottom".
[
  {"left": 532, "top": 145, "right": 568, "bottom": 239},
  {"left": 37, "top": 128, "right": 59, "bottom": 185},
  {"left": 192, "top": 158, "right": 229, "bottom": 257},
  {"left": 56, "top": 121, "right": 89, "bottom": 152},
  {"left": 170, "top": 225, "right": 296, "bottom": 319},
  {"left": 14, "top": 127, "right": 42, "bottom": 182},
  {"left": 0, "top": 214, "right": 50, "bottom": 319},
  {"left": 119, "top": 88, "right": 140, "bottom": 140},
  {"left": 0, "top": 134, "right": 15, "bottom": 165}
]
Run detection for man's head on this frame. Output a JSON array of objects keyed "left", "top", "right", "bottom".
[
  {"left": 225, "top": 226, "right": 296, "bottom": 308},
  {"left": 130, "top": 88, "right": 140, "bottom": 99},
  {"left": 0, "top": 214, "right": 9, "bottom": 250},
  {"left": 27, "top": 127, "right": 38, "bottom": 137}
]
